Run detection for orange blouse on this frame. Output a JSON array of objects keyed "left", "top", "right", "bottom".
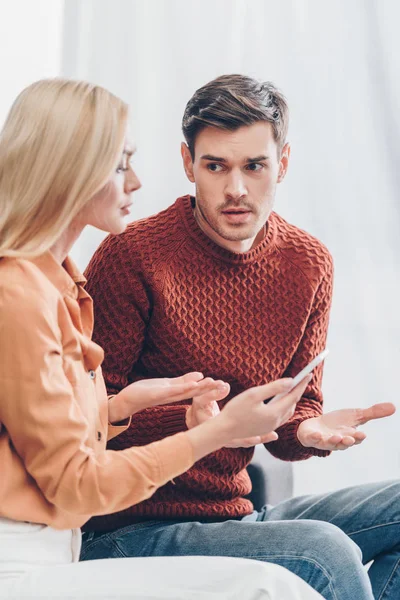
[{"left": 0, "top": 252, "right": 193, "bottom": 529}]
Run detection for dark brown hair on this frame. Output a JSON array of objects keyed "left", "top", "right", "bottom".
[{"left": 182, "top": 74, "right": 289, "bottom": 158}]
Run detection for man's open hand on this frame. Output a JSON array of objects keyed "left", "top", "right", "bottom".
[{"left": 297, "top": 403, "right": 396, "bottom": 451}]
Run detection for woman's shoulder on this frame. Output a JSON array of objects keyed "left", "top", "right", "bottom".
[{"left": 0, "top": 257, "right": 59, "bottom": 312}]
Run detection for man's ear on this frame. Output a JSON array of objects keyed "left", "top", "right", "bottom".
[
  {"left": 181, "top": 142, "right": 195, "bottom": 183},
  {"left": 277, "top": 142, "right": 291, "bottom": 183}
]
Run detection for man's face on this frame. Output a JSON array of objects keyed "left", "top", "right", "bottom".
[{"left": 181, "top": 122, "right": 289, "bottom": 246}]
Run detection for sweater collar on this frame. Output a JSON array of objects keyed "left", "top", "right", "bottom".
[{"left": 177, "top": 195, "right": 276, "bottom": 265}]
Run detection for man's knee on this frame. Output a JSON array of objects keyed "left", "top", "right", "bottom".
[
  {"left": 303, "top": 520, "right": 363, "bottom": 568},
  {"left": 245, "top": 560, "right": 323, "bottom": 599}
]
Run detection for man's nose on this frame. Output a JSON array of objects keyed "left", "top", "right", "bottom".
[{"left": 224, "top": 170, "right": 247, "bottom": 200}]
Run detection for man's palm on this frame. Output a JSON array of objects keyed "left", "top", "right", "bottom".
[{"left": 297, "top": 403, "right": 396, "bottom": 451}]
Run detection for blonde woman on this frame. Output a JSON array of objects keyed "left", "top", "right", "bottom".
[{"left": 0, "top": 79, "right": 321, "bottom": 600}]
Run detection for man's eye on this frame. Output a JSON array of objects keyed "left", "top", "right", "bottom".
[
  {"left": 247, "top": 163, "right": 263, "bottom": 172},
  {"left": 207, "top": 163, "right": 223, "bottom": 172}
]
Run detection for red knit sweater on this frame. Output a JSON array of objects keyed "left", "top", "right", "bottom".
[{"left": 84, "top": 195, "right": 333, "bottom": 531}]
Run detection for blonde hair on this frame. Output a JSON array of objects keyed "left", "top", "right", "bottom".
[{"left": 0, "top": 78, "right": 128, "bottom": 258}]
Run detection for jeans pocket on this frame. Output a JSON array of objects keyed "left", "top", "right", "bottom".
[
  {"left": 80, "top": 531, "right": 111, "bottom": 561},
  {"left": 108, "top": 520, "right": 167, "bottom": 540}
]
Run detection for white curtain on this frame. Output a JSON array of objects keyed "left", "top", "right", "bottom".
[
  {"left": 0, "top": 0, "right": 63, "bottom": 127},
  {"left": 62, "top": 0, "right": 400, "bottom": 496}
]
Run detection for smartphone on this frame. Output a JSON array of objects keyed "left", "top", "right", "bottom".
[{"left": 268, "top": 348, "right": 329, "bottom": 403}]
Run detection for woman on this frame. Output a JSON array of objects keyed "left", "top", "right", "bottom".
[{"left": 0, "top": 79, "right": 320, "bottom": 599}]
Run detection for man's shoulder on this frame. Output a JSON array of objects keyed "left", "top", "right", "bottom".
[
  {"left": 271, "top": 212, "right": 333, "bottom": 286},
  {"left": 89, "top": 198, "right": 185, "bottom": 271},
  {"left": 124, "top": 198, "right": 183, "bottom": 246}
]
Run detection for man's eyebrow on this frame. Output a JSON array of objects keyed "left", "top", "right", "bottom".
[
  {"left": 200, "top": 154, "right": 269, "bottom": 162},
  {"left": 246, "top": 155, "right": 269, "bottom": 162},
  {"left": 200, "top": 154, "right": 227, "bottom": 162}
]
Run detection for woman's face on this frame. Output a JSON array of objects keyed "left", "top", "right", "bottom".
[{"left": 79, "top": 140, "right": 141, "bottom": 235}]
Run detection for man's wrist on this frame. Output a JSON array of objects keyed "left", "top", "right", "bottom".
[
  {"left": 185, "top": 405, "right": 197, "bottom": 430},
  {"left": 296, "top": 420, "right": 307, "bottom": 447}
]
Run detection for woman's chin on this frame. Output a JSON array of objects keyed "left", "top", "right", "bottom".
[{"left": 95, "top": 218, "right": 128, "bottom": 236}]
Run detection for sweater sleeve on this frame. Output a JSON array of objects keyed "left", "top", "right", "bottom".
[
  {"left": 85, "top": 233, "right": 189, "bottom": 440},
  {"left": 85, "top": 233, "right": 152, "bottom": 396},
  {"left": 266, "top": 253, "right": 334, "bottom": 462}
]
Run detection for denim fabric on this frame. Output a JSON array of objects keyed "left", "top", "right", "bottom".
[{"left": 82, "top": 480, "right": 400, "bottom": 600}]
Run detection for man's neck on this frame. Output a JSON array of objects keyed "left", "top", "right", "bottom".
[{"left": 193, "top": 207, "right": 265, "bottom": 253}]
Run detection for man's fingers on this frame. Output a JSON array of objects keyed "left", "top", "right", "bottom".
[
  {"left": 353, "top": 430, "right": 366, "bottom": 444},
  {"left": 304, "top": 432, "right": 340, "bottom": 450},
  {"left": 339, "top": 435, "right": 356, "bottom": 447},
  {"left": 308, "top": 431, "right": 323, "bottom": 444},
  {"left": 260, "top": 431, "right": 278, "bottom": 444},
  {"left": 356, "top": 402, "right": 396, "bottom": 425}
]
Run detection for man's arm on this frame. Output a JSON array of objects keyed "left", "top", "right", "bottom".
[
  {"left": 85, "top": 233, "right": 151, "bottom": 395},
  {"left": 266, "top": 253, "right": 334, "bottom": 461}
]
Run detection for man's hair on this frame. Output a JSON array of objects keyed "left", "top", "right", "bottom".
[{"left": 182, "top": 74, "right": 289, "bottom": 158}]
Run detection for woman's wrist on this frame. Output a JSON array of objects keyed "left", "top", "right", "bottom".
[
  {"left": 185, "top": 413, "right": 233, "bottom": 461},
  {"left": 108, "top": 392, "right": 131, "bottom": 424}
]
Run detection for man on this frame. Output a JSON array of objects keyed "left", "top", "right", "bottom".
[{"left": 83, "top": 75, "right": 398, "bottom": 599}]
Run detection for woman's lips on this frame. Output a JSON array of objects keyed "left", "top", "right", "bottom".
[{"left": 120, "top": 203, "right": 132, "bottom": 214}]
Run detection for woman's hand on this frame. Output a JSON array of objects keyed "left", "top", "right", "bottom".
[
  {"left": 185, "top": 385, "right": 278, "bottom": 446},
  {"left": 108, "top": 372, "right": 227, "bottom": 423},
  {"left": 185, "top": 383, "right": 230, "bottom": 429},
  {"left": 185, "top": 375, "right": 312, "bottom": 461},
  {"left": 218, "top": 375, "right": 311, "bottom": 443}
]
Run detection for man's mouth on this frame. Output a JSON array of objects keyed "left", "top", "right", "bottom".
[
  {"left": 222, "top": 208, "right": 251, "bottom": 214},
  {"left": 221, "top": 208, "right": 252, "bottom": 224}
]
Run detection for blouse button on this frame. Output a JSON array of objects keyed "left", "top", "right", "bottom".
[{"left": 88, "top": 370, "right": 96, "bottom": 380}]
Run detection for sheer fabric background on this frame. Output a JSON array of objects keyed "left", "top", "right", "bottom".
[{"left": 36, "top": 0, "right": 400, "bottom": 495}]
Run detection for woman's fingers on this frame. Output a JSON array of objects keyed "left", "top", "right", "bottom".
[
  {"left": 225, "top": 431, "right": 278, "bottom": 448},
  {"left": 266, "top": 375, "right": 311, "bottom": 428},
  {"left": 238, "top": 378, "right": 294, "bottom": 405},
  {"left": 172, "top": 372, "right": 204, "bottom": 384},
  {"left": 163, "top": 378, "right": 228, "bottom": 403},
  {"left": 273, "top": 375, "right": 311, "bottom": 408},
  {"left": 192, "top": 379, "right": 230, "bottom": 398}
]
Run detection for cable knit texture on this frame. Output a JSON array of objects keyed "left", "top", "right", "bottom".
[{"left": 84, "top": 195, "right": 333, "bottom": 531}]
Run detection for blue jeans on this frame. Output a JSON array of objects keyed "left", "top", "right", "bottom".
[{"left": 81, "top": 480, "right": 400, "bottom": 600}]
